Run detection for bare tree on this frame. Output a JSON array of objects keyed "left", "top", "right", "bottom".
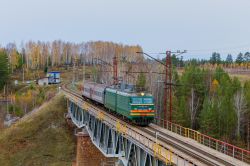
[
  {"left": 189, "top": 87, "right": 200, "bottom": 129},
  {"left": 234, "top": 88, "right": 247, "bottom": 138}
]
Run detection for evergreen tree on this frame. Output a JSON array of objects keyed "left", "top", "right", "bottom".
[
  {"left": 235, "top": 52, "right": 244, "bottom": 64},
  {"left": 187, "top": 59, "right": 199, "bottom": 66},
  {"left": 92, "top": 67, "right": 100, "bottom": 83},
  {"left": 210, "top": 52, "right": 217, "bottom": 64},
  {"left": 136, "top": 72, "right": 146, "bottom": 91},
  {"left": 0, "top": 51, "right": 9, "bottom": 90},
  {"left": 210, "top": 52, "right": 221, "bottom": 64},
  {"left": 243, "top": 81, "right": 250, "bottom": 149},
  {"left": 162, "top": 55, "right": 182, "bottom": 67},
  {"left": 214, "top": 67, "right": 230, "bottom": 82},
  {"left": 173, "top": 96, "right": 189, "bottom": 126},
  {"left": 179, "top": 56, "right": 184, "bottom": 67},
  {"left": 44, "top": 66, "right": 48, "bottom": 74},
  {"left": 171, "top": 54, "right": 178, "bottom": 67},
  {"left": 244, "top": 81, "right": 250, "bottom": 114},
  {"left": 226, "top": 54, "right": 233, "bottom": 64},
  {"left": 233, "top": 85, "right": 246, "bottom": 139},
  {"left": 199, "top": 97, "right": 220, "bottom": 138},
  {"left": 216, "top": 53, "right": 221, "bottom": 64},
  {"left": 244, "top": 52, "right": 250, "bottom": 63},
  {"left": 16, "top": 51, "right": 24, "bottom": 70},
  {"left": 213, "top": 68, "right": 237, "bottom": 139},
  {"left": 198, "top": 67, "right": 237, "bottom": 140},
  {"left": 175, "top": 65, "right": 207, "bottom": 129}
]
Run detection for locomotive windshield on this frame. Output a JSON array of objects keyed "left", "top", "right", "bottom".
[
  {"left": 131, "top": 97, "right": 153, "bottom": 104},
  {"left": 131, "top": 98, "right": 142, "bottom": 104},
  {"left": 143, "top": 98, "right": 153, "bottom": 104}
]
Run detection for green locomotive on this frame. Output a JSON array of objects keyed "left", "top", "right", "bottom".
[
  {"left": 83, "top": 82, "right": 155, "bottom": 126},
  {"left": 104, "top": 88, "right": 155, "bottom": 126}
]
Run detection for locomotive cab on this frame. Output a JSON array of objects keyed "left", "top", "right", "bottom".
[{"left": 129, "top": 95, "right": 155, "bottom": 126}]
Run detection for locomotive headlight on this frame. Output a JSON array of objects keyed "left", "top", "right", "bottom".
[{"left": 141, "top": 92, "right": 145, "bottom": 96}]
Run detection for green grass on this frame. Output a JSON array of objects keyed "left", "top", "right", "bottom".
[
  {"left": 229, "top": 73, "right": 250, "bottom": 83},
  {"left": 0, "top": 94, "right": 75, "bottom": 166}
]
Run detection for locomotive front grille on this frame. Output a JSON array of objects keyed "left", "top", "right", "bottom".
[{"left": 130, "top": 110, "right": 155, "bottom": 116}]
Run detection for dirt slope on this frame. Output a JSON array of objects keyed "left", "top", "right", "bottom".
[{"left": 0, "top": 94, "right": 75, "bottom": 166}]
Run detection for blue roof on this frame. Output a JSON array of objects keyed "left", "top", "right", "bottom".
[{"left": 48, "top": 71, "right": 60, "bottom": 74}]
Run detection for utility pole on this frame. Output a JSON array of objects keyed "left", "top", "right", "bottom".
[
  {"left": 8, "top": 52, "right": 13, "bottom": 74},
  {"left": 76, "top": 57, "right": 79, "bottom": 81},
  {"left": 163, "top": 51, "right": 172, "bottom": 127},
  {"left": 22, "top": 52, "right": 25, "bottom": 83},
  {"left": 155, "top": 131, "right": 159, "bottom": 144},
  {"left": 113, "top": 55, "right": 118, "bottom": 85},
  {"left": 6, "top": 56, "right": 10, "bottom": 115},
  {"left": 136, "top": 50, "right": 186, "bottom": 127},
  {"left": 156, "top": 79, "right": 163, "bottom": 125},
  {"left": 73, "top": 56, "right": 77, "bottom": 84},
  {"left": 248, "top": 121, "right": 250, "bottom": 150},
  {"left": 82, "top": 57, "right": 85, "bottom": 86}
]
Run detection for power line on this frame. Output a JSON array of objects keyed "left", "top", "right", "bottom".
[{"left": 187, "top": 44, "right": 250, "bottom": 54}]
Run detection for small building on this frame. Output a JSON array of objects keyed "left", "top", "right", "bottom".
[
  {"left": 14, "top": 80, "right": 18, "bottom": 85},
  {"left": 38, "top": 77, "right": 49, "bottom": 86},
  {"left": 47, "top": 71, "right": 61, "bottom": 84}
]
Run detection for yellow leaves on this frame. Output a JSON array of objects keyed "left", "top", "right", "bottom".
[
  {"left": 22, "top": 90, "right": 33, "bottom": 104},
  {"left": 9, "top": 49, "right": 19, "bottom": 71},
  {"left": 211, "top": 79, "right": 219, "bottom": 93},
  {"left": 153, "top": 143, "right": 161, "bottom": 156},
  {"left": 16, "top": 90, "right": 33, "bottom": 106},
  {"left": 82, "top": 103, "right": 89, "bottom": 111},
  {"left": 97, "top": 111, "right": 104, "bottom": 121},
  {"left": 152, "top": 143, "right": 173, "bottom": 165},
  {"left": 10, "top": 94, "right": 16, "bottom": 103},
  {"left": 212, "top": 79, "right": 219, "bottom": 86},
  {"left": 116, "top": 121, "right": 127, "bottom": 134}
]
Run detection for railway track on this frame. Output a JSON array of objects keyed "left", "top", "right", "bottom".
[
  {"left": 141, "top": 126, "right": 235, "bottom": 166},
  {"left": 62, "top": 84, "right": 249, "bottom": 166}
]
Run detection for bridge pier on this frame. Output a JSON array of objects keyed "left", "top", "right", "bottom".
[
  {"left": 64, "top": 90, "right": 250, "bottom": 166},
  {"left": 75, "top": 128, "right": 117, "bottom": 166},
  {"left": 67, "top": 99, "right": 167, "bottom": 166}
]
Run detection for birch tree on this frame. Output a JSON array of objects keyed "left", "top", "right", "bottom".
[
  {"left": 234, "top": 88, "right": 247, "bottom": 138},
  {"left": 189, "top": 87, "right": 200, "bottom": 128}
]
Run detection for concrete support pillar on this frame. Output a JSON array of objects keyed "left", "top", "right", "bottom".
[{"left": 75, "top": 128, "right": 116, "bottom": 166}]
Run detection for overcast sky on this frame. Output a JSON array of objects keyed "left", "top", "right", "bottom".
[{"left": 1, "top": 0, "right": 250, "bottom": 59}]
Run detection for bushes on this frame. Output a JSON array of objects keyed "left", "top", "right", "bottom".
[
  {"left": 173, "top": 66, "right": 249, "bottom": 146},
  {"left": 8, "top": 104, "right": 24, "bottom": 117},
  {"left": 0, "top": 51, "right": 9, "bottom": 90},
  {"left": 14, "top": 85, "right": 57, "bottom": 117}
]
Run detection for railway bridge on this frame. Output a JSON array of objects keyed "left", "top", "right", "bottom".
[
  {"left": 62, "top": 85, "right": 250, "bottom": 166},
  {"left": 0, "top": 97, "right": 11, "bottom": 103}
]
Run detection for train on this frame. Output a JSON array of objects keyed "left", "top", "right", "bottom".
[{"left": 82, "top": 82, "right": 155, "bottom": 126}]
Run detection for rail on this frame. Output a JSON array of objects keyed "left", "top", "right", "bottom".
[
  {"left": 63, "top": 84, "right": 250, "bottom": 165},
  {"left": 0, "top": 97, "right": 12, "bottom": 102},
  {"left": 62, "top": 86, "right": 178, "bottom": 165},
  {"left": 156, "top": 117, "right": 250, "bottom": 163}
]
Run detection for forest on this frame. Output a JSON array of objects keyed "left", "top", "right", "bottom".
[
  {"left": 2, "top": 40, "right": 143, "bottom": 71},
  {"left": 0, "top": 40, "right": 249, "bottom": 150},
  {"left": 172, "top": 66, "right": 250, "bottom": 149}
]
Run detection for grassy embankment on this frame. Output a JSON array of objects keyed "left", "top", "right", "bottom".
[
  {"left": 229, "top": 73, "right": 250, "bottom": 83},
  {"left": 177, "top": 68, "right": 250, "bottom": 83},
  {"left": 0, "top": 94, "right": 75, "bottom": 166},
  {"left": 0, "top": 66, "right": 89, "bottom": 129}
]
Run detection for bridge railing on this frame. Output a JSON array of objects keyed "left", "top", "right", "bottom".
[
  {"left": 65, "top": 86, "right": 250, "bottom": 163},
  {"left": 0, "top": 97, "right": 12, "bottom": 102},
  {"left": 156, "top": 118, "right": 250, "bottom": 163},
  {"left": 64, "top": 92, "right": 177, "bottom": 165}
]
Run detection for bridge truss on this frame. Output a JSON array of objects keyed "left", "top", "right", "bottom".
[{"left": 63, "top": 87, "right": 249, "bottom": 166}]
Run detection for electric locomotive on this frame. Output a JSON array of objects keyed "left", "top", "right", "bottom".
[{"left": 82, "top": 82, "right": 155, "bottom": 126}]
